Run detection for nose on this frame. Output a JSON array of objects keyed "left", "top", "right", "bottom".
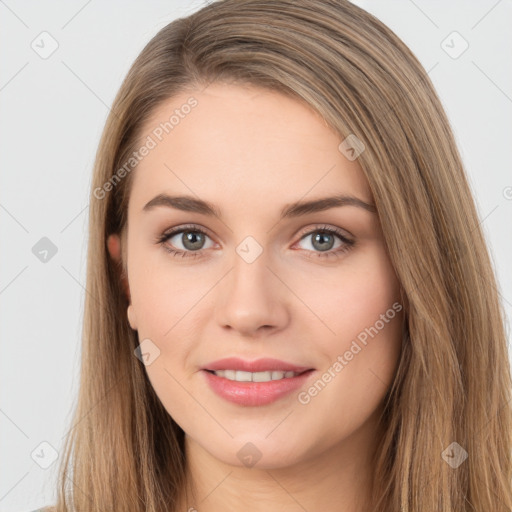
[{"left": 215, "top": 251, "right": 290, "bottom": 337}]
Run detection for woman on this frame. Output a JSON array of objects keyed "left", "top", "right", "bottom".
[{"left": 40, "top": 0, "right": 512, "bottom": 510}]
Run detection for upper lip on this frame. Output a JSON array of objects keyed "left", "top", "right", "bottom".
[{"left": 202, "top": 357, "right": 314, "bottom": 373}]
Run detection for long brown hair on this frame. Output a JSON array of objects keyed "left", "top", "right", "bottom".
[{"left": 48, "top": 1, "right": 512, "bottom": 510}]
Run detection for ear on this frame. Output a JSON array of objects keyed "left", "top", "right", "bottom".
[{"left": 107, "top": 233, "right": 131, "bottom": 303}]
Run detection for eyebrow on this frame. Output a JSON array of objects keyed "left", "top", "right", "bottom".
[{"left": 142, "top": 193, "right": 377, "bottom": 218}]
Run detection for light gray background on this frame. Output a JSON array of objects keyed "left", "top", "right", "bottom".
[{"left": 1, "top": 1, "right": 511, "bottom": 510}]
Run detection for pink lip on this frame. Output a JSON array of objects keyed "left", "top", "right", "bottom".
[
  {"left": 202, "top": 357, "right": 313, "bottom": 373},
  {"left": 202, "top": 368, "right": 316, "bottom": 407}
]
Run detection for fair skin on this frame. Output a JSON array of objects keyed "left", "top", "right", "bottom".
[{"left": 107, "top": 82, "right": 403, "bottom": 512}]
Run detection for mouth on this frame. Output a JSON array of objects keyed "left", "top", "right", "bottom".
[
  {"left": 200, "top": 357, "right": 315, "bottom": 406},
  {"left": 203, "top": 368, "right": 313, "bottom": 383},
  {"left": 202, "top": 368, "right": 316, "bottom": 406}
]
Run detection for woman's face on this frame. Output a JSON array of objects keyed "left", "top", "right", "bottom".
[{"left": 108, "top": 82, "right": 403, "bottom": 469}]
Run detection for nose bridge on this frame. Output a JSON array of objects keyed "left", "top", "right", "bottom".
[
  {"left": 230, "top": 239, "right": 274, "bottom": 305},
  {"left": 216, "top": 239, "right": 287, "bottom": 334},
  {"left": 232, "top": 242, "right": 269, "bottom": 289}
]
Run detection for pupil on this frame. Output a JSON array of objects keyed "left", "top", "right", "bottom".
[
  {"left": 184, "top": 231, "right": 204, "bottom": 250},
  {"left": 313, "top": 232, "right": 333, "bottom": 251}
]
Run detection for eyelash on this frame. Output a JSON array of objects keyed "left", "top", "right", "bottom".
[{"left": 155, "top": 223, "right": 355, "bottom": 261}]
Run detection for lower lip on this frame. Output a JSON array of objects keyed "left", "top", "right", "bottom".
[{"left": 202, "top": 369, "right": 315, "bottom": 406}]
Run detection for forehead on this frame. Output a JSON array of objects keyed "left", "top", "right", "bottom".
[{"left": 128, "top": 82, "right": 372, "bottom": 213}]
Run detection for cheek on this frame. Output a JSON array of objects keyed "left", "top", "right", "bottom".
[
  {"left": 128, "top": 255, "right": 218, "bottom": 383},
  {"left": 291, "top": 244, "right": 401, "bottom": 346},
  {"left": 128, "top": 238, "right": 208, "bottom": 336},
  {"left": 291, "top": 250, "right": 403, "bottom": 443},
  {"left": 338, "top": 263, "right": 401, "bottom": 346},
  {"left": 295, "top": 245, "right": 403, "bottom": 399},
  {"left": 129, "top": 266, "right": 207, "bottom": 424}
]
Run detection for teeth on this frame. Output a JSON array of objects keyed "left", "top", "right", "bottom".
[{"left": 212, "top": 369, "right": 300, "bottom": 382}]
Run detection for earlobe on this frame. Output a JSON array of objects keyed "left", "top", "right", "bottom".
[
  {"left": 107, "top": 233, "right": 122, "bottom": 263},
  {"left": 127, "top": 304, "right": 138, "bottom": 330},
  {"left": 107, "top": 233, "right": 131, "bottom": 302}
]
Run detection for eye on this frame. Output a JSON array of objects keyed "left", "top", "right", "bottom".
[
  {"left": 155, "top": 223, "right": 355, "bottom": 260},
  {"left": 156, "top": 224, "right": 215, "bottom": 259},
  {"left": 293, "top": 224, "right": 355, "bottom": 260}
]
